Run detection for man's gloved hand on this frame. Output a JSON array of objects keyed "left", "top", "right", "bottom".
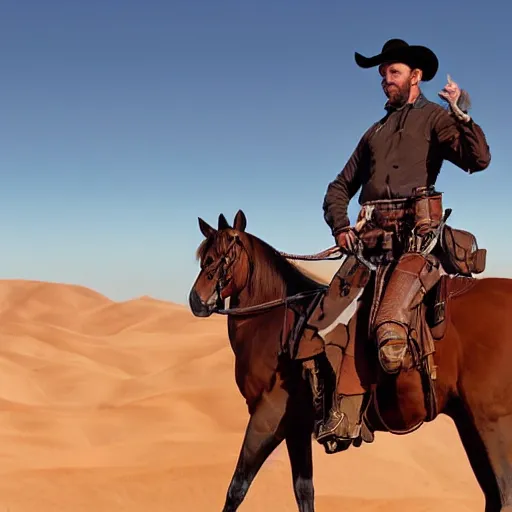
[
  {"left": 336, "top": 227, "right": 357, "bottom": 253},
  {"left": 438, "top": 74, "right": 471, "bottom": 123}
]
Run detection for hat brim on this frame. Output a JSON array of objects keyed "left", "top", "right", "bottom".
[{"left": 354, "top": 45, "right": 438, "bottom": 81}]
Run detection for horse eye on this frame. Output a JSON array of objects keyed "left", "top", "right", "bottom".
[{"left": 203, "top": 257, "right": 213, "bottom": 267}]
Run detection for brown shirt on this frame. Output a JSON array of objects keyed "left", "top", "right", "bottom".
[{"left": 323, "top": 93, "right": 491, "bottom": 236}]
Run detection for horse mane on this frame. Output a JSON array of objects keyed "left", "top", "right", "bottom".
[{"left": 247, "top": 233, "right": 325, "bottom": 297}]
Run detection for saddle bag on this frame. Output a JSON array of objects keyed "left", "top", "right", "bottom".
[{"left": 440, "top": 225, "right": 486, "bottom": 276}]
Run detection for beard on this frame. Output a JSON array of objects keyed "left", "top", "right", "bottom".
[{"left": 383, "top": 80, "right": 411, "bottom": 107}]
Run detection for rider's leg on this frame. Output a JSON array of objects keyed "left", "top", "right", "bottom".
[
  {"left": 296, "top": 256, "right": 371, "bottom": 444},
  {"left": 374, "top": 188, "right": 445, "bottom": 374},
  {"left": 335, "top": 325, "right": 374, "bottom": 441},
  {"left": 373, "top": 252, "right": 442, "bottom": 374}
]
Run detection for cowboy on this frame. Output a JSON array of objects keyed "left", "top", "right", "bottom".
[{"left": 297, "top": 39, "right": 491, "bottom": 447}]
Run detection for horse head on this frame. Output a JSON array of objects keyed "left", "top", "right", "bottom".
[{"left": 189, "top": 209, "right": 251, "bottom": 317}]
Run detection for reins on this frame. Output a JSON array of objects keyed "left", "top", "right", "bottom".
[
  {"left": 214, "top": 288, "right": 327, "bottom": 316},
  {"left": 278, "top": 245, "right": 344, "bottom": 261}
]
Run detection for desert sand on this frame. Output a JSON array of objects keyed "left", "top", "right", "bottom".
[{"left": 0, "top": 276, "right": 484, "bottom": 511}]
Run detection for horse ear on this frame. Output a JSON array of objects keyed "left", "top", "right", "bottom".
[
  {"left": 198, "top": 217, "right": 216, "bottom": 238},
  {"left": 233, "top": 209, "right": 247, "bottom": 232},
  {"left": 217, "top": 213, "right": 231, "bottom": 230}
]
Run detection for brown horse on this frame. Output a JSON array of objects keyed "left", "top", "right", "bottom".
[{"left": 188, "top": 209, "right": 512, "bottom": 512}]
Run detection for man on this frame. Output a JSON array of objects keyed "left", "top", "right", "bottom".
[{"left": 298, "top": 38, "right": 491, "bottom": 447}]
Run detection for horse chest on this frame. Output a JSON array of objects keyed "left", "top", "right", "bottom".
[{"left": 226, "top": 316, "right": 282, "bottom": 410}]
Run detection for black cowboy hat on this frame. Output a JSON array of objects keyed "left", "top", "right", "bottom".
[{"left": 354, "top": 39, "right": 439, "bottom": 81}]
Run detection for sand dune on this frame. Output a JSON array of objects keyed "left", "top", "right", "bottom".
[{"left": 0, "top": 278, "right": 484, "bottom": 510}]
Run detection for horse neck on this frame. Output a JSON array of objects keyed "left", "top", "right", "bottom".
[{"left": 234, "top": 236, "right": 320, "bottom": 308}]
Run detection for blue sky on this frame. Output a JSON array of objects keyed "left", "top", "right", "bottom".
[{"left": 1, "top": 0, "right": 510, "bottom": 303}]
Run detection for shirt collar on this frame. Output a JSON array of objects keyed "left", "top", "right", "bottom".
[{"left": 385, "top": 92, "right": 429, "bottom": 112}]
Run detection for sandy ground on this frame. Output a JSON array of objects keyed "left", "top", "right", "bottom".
[{"left": 0, "top": 278, "right": 484, "bottom": 511}]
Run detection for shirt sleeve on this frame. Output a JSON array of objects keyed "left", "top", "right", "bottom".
[
  {"left": 433, "top": 107, "right": 491, "bottom": 173},
  {"left": 323, "top": 124, "right": 376, "bottom": 237}
]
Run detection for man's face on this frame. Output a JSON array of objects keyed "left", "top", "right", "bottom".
[{"left": 379, "top": 62, "right": 414, "bottom": 107}]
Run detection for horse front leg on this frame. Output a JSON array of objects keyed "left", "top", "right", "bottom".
[
  {"left": 222, "top": 383, "right": 289, "bottom": 512},
  {"left": 285, "top": 401, "right": 315, "bottom": 512}
]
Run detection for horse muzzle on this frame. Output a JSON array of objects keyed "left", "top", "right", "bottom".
[{"left": 188, "top": 288, "right": 214, "bottom": 317}]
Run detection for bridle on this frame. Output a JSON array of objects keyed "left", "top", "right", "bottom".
[{"left": 201, "top": 233, "right": 245, "bottom": 304}]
